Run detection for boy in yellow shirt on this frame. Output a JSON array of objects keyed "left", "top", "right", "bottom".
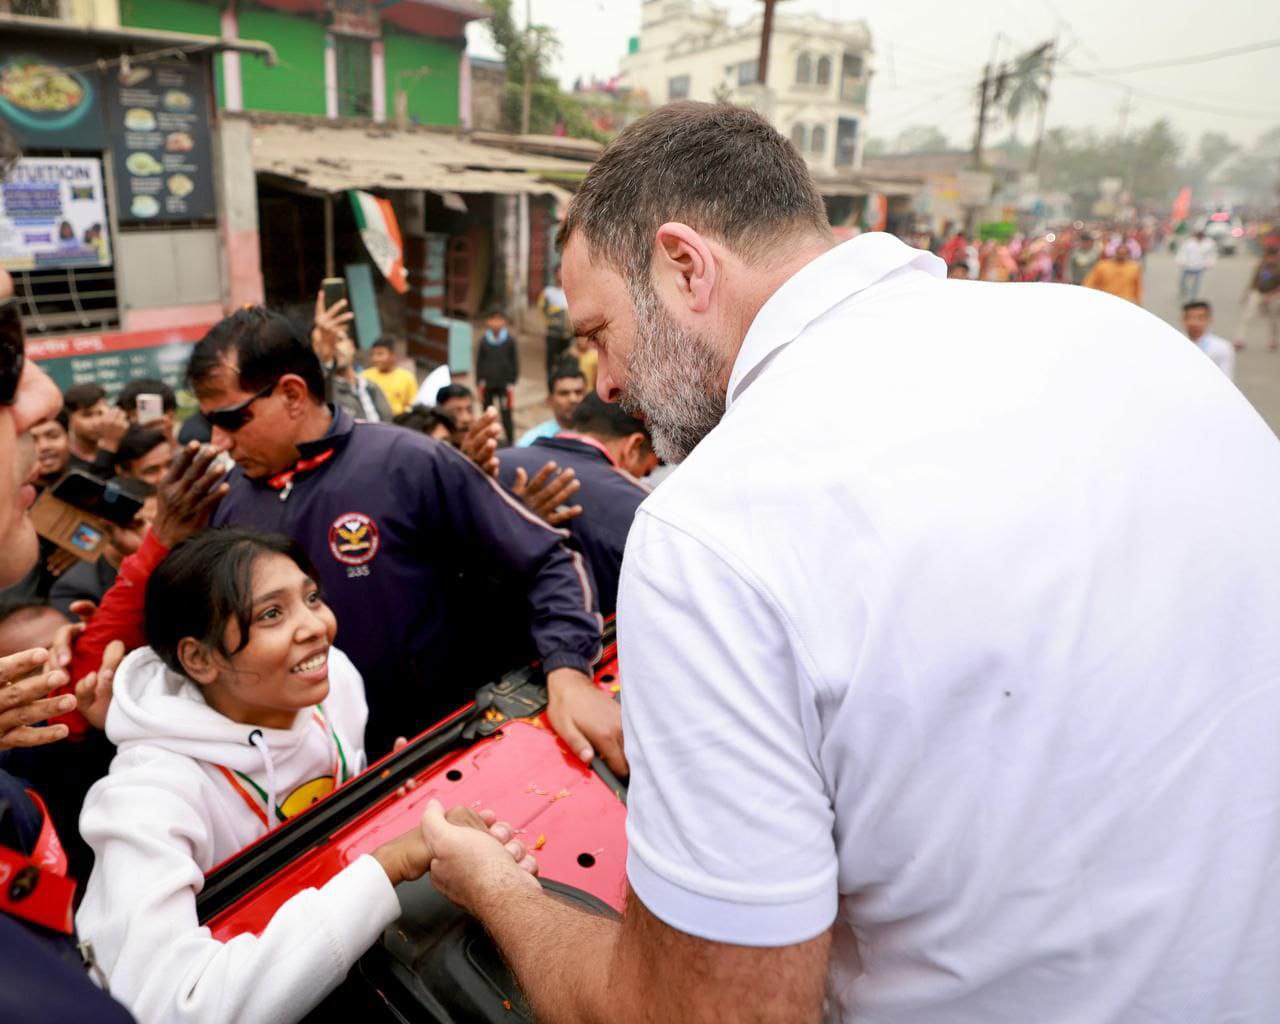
[{"left": 362, "top": 337, "right": 418, "bottom": 415}]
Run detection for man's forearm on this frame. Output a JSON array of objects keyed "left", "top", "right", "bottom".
[{"left": 479, "top": 888, "right": 621, "bottom": 1024}]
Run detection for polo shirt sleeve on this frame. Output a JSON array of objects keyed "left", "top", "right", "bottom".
[{"left": 619, "top": 511, "right": 838, "bottom": 947}]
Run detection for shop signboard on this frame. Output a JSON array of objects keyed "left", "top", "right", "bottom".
[
  {"left": 26, "top": 322, "right": 214, "bottom": 398},
  {"left": 0, "top": 157, "right": 112, "bottom": 272},
  {"left": 105, "top": 60, "right": 215, "bottom": 224},
  {"left": 0, "top": 41, "right": 105, "bottom": 151}
]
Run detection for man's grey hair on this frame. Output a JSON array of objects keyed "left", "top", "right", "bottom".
[{"left": 557, "top": 102, "right": 831, "bottom": 289}]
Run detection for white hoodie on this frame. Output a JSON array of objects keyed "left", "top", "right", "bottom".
[{"left": 76, "top": 646, "right": 402, "bottom": 1024}]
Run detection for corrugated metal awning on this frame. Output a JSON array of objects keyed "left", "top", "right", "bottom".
[{"left": 250, "top": 119, "right": 582, "bottom": 201}]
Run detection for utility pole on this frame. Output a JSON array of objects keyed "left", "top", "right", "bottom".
[
  {"left": 757, "top": 0, "right": 778, "bottom": 85},
  {"left": 520, "top": 0, "right": 533, "bottom": 134},
  {"left": 972, "top": 63, "right": 992, "bottom": 170}
]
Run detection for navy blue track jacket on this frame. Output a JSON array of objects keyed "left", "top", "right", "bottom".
[
  {"left": 211, "top": 408, "right": 601, "bottom": 754},
  {"left": 497, "top": 434, "right": 650, "bottom": 616}
]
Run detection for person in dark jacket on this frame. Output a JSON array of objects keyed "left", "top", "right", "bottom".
[
  {"left": 331, "top": 335, "right": 393, "bottom": 423},
  {"left": 187, "top": 307, "right": 622, "bottom": 770},
  {"left": 475, "top": 308, "right": 519, "bottom": 445},
  {"left": 497, "top": 394, "right": 657, "bottom": 616}
]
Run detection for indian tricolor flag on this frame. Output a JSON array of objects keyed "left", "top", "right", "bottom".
[{"left": 349, "top": 190, "right": 407, "bottom": 294}]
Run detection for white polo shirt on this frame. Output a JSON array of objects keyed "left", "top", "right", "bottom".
[
  {"left": 619, "top": 233, "right": 1280, "bottom": 1022},
  {"left": 1195, "top": 330, "right": 1236, "bottom": 380}
]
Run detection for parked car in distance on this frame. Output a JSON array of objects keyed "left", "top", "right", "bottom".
[{"left": 1195, "top": 211, "right": 1245, "bottom": 256}]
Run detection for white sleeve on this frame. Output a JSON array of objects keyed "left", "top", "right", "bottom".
[
  {"left": 618, "top": 511, "right": 838, "bottom": 947},
  {"left": 76, "top": 762, "right": 401, "bottom": 1024}
]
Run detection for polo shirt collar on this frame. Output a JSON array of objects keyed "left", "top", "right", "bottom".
[{"left": 726, "top": 232, "right": 945, "bottom": 408}]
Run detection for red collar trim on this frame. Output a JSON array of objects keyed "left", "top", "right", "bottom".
[
  {"left": 555, "top": 432, "right": 617, "bottom": 467},
  {"left": 266, "top": 447, "right": 336, "bottom": 492}
]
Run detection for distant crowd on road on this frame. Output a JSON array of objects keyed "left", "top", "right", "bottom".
[{"left": 914, "top": 220, "right": 1280, "bottom": 381}]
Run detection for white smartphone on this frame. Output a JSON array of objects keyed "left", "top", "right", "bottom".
[{"left": 136, "top": 393, "right": 164, "bottom": 425}]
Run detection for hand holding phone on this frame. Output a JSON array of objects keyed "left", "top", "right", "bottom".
[{"left": 136, "top": 393, "right": 164, "bottom": 425}]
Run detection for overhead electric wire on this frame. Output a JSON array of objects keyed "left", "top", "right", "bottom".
[
  {"left": 1059, "top": 37, "right": 1280, "bottom": 77},
  {"left": 1060, "top": 60, "right": 1280, "bottom": 121}
]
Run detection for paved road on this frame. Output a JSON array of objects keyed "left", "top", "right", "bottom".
[{"left": 1142, "top": 248, "right": 1280, "bottom": 434}]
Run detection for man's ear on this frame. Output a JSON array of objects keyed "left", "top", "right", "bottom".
[
  {"left": 652, "top": 222, "right": 716, "bottom": 315},
  {"left": 277, "top": 374, "right": 314, "bottom": 418},
  {"left": 177, "top": 637, "right": 219, "bottom": 686}
]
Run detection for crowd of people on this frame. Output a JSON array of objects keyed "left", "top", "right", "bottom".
[
  {"left": 921, "top": 221, "right": 1280, "bottom": 381},
  {"left": 3, "top": 100, "right": 1280, "bottom": 1024},
  {"left": 0, "top": 241, "right": 656, "bottom": 1018}
]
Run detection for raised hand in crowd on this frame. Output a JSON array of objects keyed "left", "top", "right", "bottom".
[
  {"left": 95, "top": 405, "right": 130, "bottom": 455},
  {"left": 0, "top": 647, "right": 74, "bottom": 751},
  {"left": 512, "top": 461, "right": 582, "bottom": 526},
  {"left": 152, "top": 441, "right": 231, "bottom": 548},
  {"left": 460, "top": 406, "right": 502, "bottom": 476},
  {"left": 49, "top": 598, "right": 95, "bottom": 673},
  {"left": 73, "top": 639, "right": 124, "bottom": 732},
  {"left": 310, "top": 289, "right": 354, "bottom": 366}
]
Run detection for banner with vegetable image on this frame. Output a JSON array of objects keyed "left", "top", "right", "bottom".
[
  {"left": 0, "top": 158, "right": 112, "bottom": 272},
  {"left": 105, "top": 59, "right": 215, "bottom": 224}
]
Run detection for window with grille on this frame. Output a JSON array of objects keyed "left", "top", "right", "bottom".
[
  {"left": 668, "top": 75, "right": 690, "bottom": 101},
  {"left": 334, "top": 34, "right": 372, "bottom": 118},
  {"left": 840, "top": 54, "right": 866, "bottom": 103},
  {"left": 10, "top": 0, "right": 63, "bottom": 17},
  {"left": 835, "top": 116, "right": 858, "bottom": 168},
  {"left": 12, "top": 265, "right": 121, "bottom": 337}
]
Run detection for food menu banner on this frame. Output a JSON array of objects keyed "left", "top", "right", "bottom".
[
  {"left": 0, "top": 43, "right": 106, "bottom": 151},
  {"left": 0, "top": 158, "right": 112, "bottom": 272},
  {"left": 106, "top": 60, "right": 215, "bottom": 223}
]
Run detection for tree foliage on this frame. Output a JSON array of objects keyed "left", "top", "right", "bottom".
[
  {"left": 483, "top": 0, "right": 608, "bottom": 142},
  {"left": 1220, "top": 125, "right": 1280, "bottom": 206},
  {"left": 1038, "top": 118, "right": 1183, "bottom": 209}
]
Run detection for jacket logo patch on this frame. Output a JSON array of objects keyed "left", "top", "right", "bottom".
[{"left": 328, "top": 512, "right": 380, "bottom": 566}]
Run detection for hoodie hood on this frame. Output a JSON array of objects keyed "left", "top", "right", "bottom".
[{"left": 107, "top": 646, "right": 364, "bottom": 776}]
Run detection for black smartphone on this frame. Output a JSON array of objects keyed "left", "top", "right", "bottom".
[
  {"left": 322, "top": 276, "right": 347, "bottom": 310},
  {"left": 51, "top": 471, "right": 144, "bottom": 526}
]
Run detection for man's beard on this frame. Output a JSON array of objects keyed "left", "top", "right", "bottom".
[{"left": 621, "top": 283, "right": 728, "bottom": 464}]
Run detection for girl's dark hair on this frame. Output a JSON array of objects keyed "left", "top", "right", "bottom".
[{"left": 144, "top": 528, "right": 320, "bottom": 675}]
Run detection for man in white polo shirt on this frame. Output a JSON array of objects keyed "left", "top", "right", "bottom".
[{"left": 419, "top": 102, "right": 1280, "bottom": 1022}]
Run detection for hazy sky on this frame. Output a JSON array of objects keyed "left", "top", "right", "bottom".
[{"left": 467, "top": 0, "right": 1280, "bottom": 150}]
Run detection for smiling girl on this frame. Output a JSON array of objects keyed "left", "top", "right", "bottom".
[{"left": 74, "top": 529, "right": 500, "bottom": 1023}]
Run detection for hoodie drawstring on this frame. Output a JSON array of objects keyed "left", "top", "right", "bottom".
[{"left": 247, "top": 729, "right": 279, "bottom": 827}]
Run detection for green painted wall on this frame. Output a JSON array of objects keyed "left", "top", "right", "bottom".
[
  {"left": 118, "top": 0, "right": 225, "bottom": 107},
  {"left": 236, "top": 7, "right": 328, "bottom": 116},
  {"left": 383, "top": 28, "right": 461, "bottom": 127}
]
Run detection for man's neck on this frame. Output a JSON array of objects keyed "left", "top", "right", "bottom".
[
  {"left": 724, "top": 236, "right": 835, "bottom": 377},
  {"left": 70, "top": 435, "right": 96, "bottom": 461},
  {"left": 295, "top": 402, "right": 335, "bottom": 447}
]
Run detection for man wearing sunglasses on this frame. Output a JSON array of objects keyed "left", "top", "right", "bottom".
[{"left": 186, "top": 307, "right": 621, "bottom": 770}]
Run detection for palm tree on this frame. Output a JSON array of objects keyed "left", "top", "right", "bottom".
[{"left": 994, "top": 42, "right": 1053, "bottom": 171}]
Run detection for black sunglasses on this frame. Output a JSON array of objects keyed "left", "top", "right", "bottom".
[
  {"left": 0, "top": 297, "right": 26, "bottom": 407},
  {"left": 206, "top": 381, "right": 275, "bottom": 432}
]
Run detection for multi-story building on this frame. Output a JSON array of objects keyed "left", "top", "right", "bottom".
[{"left": 620, "top": 0, "right": 873, "bottom": 178}]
